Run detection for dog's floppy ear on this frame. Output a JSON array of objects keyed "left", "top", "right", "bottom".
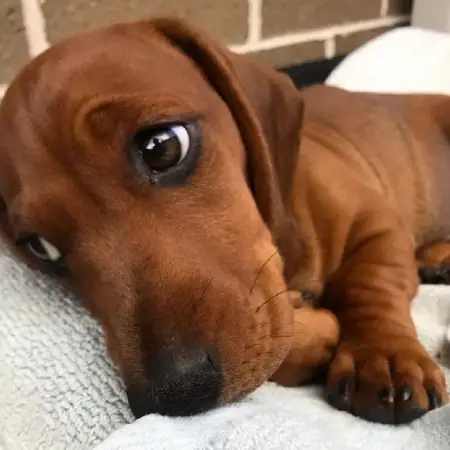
[{"left": 147, "top": 18, "right": 304, "bottom": 255}]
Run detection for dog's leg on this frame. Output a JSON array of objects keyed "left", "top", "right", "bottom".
[
  {"left": 417, "top": 241, "right": 450, "bottom": 284},
  {"left": 323, "top": 210, "right": 448, "bottom": 424},
  {"left": 271, "top": 307, "right": 339, "bottom": 386}
]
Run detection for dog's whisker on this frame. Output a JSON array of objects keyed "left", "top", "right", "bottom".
[
  {"left": 200, "top": 277, "right": 214, "bottom": 303},
  {"left": 249, "top": 250, "right": 279, "bottom": 294},
  {"left": 194, "top": 277, "right": 214, "bottom": 315},
  {"left": 252, "top": 277, "right": 323, "bottom": 314},
  {"left": 248, "top": 322, "right": 267, "bottom": 332},
  {"left": 255, "top": 289, "right": 289, "bottom": 313}
]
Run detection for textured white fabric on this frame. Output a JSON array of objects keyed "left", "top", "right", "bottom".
[
  {"left": 1, "top": 237, "right": 450, "bottom": 450},
  {"left": 0, "top": 241, "right": 134, "bottom": 449}
]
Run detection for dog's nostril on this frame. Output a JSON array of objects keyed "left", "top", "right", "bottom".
[{"left": 127, "top": 347, "right": 222, "bottom": 418}]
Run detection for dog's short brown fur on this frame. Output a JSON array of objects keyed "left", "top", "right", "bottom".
[{"left": 0, "top": 18, "right": 449, "bottom": 424}]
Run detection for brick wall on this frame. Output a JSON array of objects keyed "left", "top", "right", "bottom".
[{"left": 1, "top": 0, "right": 413, "bottom": 97}]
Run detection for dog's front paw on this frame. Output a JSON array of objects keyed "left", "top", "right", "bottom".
[{"left": 325, "top": 338, "right": 448, "bottom": 424}]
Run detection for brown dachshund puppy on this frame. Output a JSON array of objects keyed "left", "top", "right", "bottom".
[{"left": 0, "top": 18, "right": 448, "bottom": 425}]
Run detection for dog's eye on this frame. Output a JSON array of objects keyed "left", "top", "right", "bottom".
[
  {"left": 19, "top": 234, "right": 62, "bottom": 262},
  {"left": 135, "top": 125, "right": 190, "bottom": 172},
  {"left": 129, "top": 121, "right": 201, "bottom": 186}
]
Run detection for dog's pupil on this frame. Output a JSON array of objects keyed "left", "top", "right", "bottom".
[{"left": 141, "top": 130, "right": 181, "bottom": 172}]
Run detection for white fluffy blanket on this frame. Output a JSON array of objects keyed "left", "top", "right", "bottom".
[{"left": 3, "top": 26, "right": 450, "bottom": 450}]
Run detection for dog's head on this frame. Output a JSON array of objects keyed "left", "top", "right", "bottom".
[{"left": 0, "top": 18, "right": 305, "bottom": 417}]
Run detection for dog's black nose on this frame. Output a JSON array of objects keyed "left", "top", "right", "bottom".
[{"left": 127, "top": 347, "right": 222, "bottom": 418}]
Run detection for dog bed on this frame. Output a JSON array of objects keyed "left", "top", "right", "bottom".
[{"left": 2, "top": 26, "right": 450, "bottom": 450}]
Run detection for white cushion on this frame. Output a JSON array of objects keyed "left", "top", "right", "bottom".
[{"left": 327, "top": 27, "right": 450, "bottom": 95}]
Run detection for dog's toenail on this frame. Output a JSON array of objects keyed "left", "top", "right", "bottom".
[
  {"left": 379, "top": 388, "right": 395, "bottom": 404},
  {"left": 338, "top": 376, "right": 353, "bottom": 401},
  {"left": 327, "top": 376, "right": 354, "bottom": 412},
  {"left": 399, "top": 386, "right": 413, "bottom": 402},
  {"left": 428, "top": 388, "right": 442, "bottom": 409}
]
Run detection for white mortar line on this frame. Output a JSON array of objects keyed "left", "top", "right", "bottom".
[
  {"left": 380, "top": 0, "right": 390, "bottom": 17},
  {"left": 247, "top": 0, "right": 262, "bottom": 44},
  {"left": 230, "top": 14, "right": 408, "bottom": 53},
  {"left": 324, "top": 37, "right": 336, "bottom": 59},
  {"left": 0, "top": 84, "right": 7, "bottom": 100},
  {"left": 20, "top": 0, "right": 50, "bottom": 57}
]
